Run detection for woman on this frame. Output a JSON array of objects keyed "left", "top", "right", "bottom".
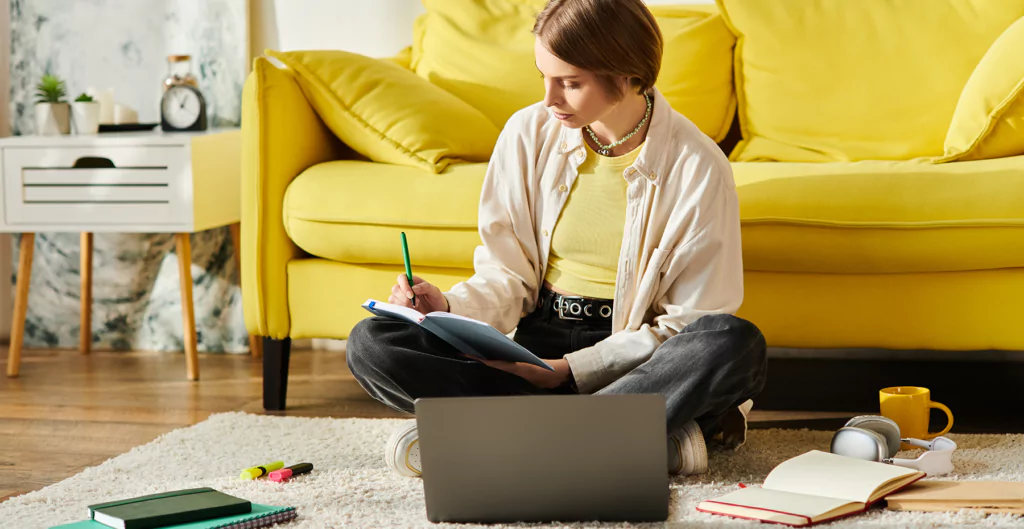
[{"left": 346, "top": 0, "right": 767, "bottom": 478}]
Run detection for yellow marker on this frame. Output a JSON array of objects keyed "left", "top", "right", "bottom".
[{"left": 240, "top": 461, "right": 284, "bottom": 480}]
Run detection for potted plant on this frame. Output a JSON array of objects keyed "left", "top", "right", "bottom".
[
  {"left": 72, "top": 92, "right": 101, "bottom": 134},
  {"left": 34, "top": 73, "right": 70, "bottom": 135}
]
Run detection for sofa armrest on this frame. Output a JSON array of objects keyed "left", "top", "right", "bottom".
[{"left": 241, "top": 57, "right": 344, "bottom": 339}]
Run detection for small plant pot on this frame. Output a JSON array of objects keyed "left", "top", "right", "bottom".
[
  {"left": 35, "top": 102, "right": 71, "bottom": 135},
  {"left": 72, "top": 101, "right": 101, "bottom": 134}
]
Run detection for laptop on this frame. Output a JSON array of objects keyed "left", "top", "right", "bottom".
[{"left": 414, "top": 394, "right": 669, "bottom": 524}]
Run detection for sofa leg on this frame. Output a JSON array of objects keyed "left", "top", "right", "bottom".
[{"left": 263, "top": 337, "right": 291, "bottom": 411}]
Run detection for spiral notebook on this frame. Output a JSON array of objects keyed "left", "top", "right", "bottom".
[{"left": 50, "top": 504, "right": 296, "bottom": 529}]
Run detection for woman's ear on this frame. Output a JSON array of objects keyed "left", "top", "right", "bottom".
[{"left": 611, "top": 76, "right": 632, "bottom": 101}]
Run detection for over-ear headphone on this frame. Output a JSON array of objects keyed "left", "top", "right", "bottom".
[{"left": 830, "top": 415, "right": 956, "bottom": 476}]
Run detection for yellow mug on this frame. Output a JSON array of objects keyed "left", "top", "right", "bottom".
[{"left": 880, "top": 386, "right": 954, "bottom": 450}]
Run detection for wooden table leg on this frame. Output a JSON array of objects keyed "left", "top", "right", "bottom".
[
  {"left": 80, "top": 232, "right": 93, "bottom": 355},
  {"left": 229, "top": 223, "right": 262, "bottom": 359},
  {"left": 175, "top": 233, "right": 199, "bottom": 381},
  {"left": 7, "top": 233, "right": 34, "bottom": 378}
]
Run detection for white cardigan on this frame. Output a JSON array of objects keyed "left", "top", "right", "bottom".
[{"left": 443, "top": 87, "right": 744, "bottom": 394}]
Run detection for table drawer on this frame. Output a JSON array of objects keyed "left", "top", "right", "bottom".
[{"left": 3, "top": 146, "right": 190, "bottom": 227}]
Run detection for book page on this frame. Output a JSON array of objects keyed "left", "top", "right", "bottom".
[
  {"left": 763, "top": 451, "right": 922, "bottom": 504},
  {"left": 699, "top": 487, "right": 860, "bottom": 525},
  {"left": 426, "top": 311, "right": 490, "bottom": 325},
  {"left": 362, "top": 299, "right": 425, "bottom": 325}
]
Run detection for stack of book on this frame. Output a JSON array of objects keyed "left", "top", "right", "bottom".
[{"left": 51, "top": 488, "right": 296, "bottom": 529}]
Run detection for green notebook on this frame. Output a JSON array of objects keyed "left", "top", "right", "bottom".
[
  {"left": 84, "top": 488, "right": 250, "bottom": 529},
  {"left": 51, "top": 503, "right": 297, "bottom": 529}
]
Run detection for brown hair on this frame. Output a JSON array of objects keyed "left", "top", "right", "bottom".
[{"left": 532, "top": 0, "right": 663, "bottom": 102}]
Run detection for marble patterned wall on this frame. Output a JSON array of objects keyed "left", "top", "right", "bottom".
[{"left": 8, "top": 0, "right": 251, "bottom": 353}]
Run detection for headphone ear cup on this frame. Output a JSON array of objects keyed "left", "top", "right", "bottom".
[
  {"left": 845, "top": 416, "right": 901, "bottom": 458},
  {"left": 831, "top": 426, "right": 889, "bottom": 462}
]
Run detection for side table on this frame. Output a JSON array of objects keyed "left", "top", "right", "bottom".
[{"left": 1, "top": 128, "right": 260, "bottom": 380}]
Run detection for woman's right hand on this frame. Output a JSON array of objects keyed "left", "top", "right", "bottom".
[{"left": 390, "top": 274, "right": 449, "bottom": 315}]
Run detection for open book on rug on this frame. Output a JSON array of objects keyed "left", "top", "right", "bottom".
[{"left": 696, "top": 450, "right": 925, "bottom": 526}]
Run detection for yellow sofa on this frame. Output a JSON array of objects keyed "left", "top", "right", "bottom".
[{"left": 242, "top": 0, "right": 1024, "bottom": 410}]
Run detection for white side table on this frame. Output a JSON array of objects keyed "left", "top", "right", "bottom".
[{"left": 0, "top": 128, "right": 259, "bottom": 380}]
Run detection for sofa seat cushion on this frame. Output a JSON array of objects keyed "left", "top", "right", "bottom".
[
  {"left": 735, "top": 156, "right": 1024, "bottom": 273},
  {"left": 284, "top": 161, "right": 486, "bottom": 268}
]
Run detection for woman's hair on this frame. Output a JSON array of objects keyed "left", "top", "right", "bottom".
[{"left": 533, "top": 0, "right": 663, "bottom": 102}]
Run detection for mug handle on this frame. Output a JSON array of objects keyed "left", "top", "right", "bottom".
[{"left": 927, "top": 401, "right": 954, "bottom": 438}]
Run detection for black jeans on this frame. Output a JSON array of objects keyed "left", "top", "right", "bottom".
[{"left": 346, "top": 297, "right": 767, "bottom": 437}]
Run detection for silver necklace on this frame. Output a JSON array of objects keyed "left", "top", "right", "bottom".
[{"left": 584, "top": 92, "right": 652, "bottom": 156}]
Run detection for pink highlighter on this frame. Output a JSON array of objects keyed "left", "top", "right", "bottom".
[{"left": 268, "top": 462, "right": 314, "bottom": 482}]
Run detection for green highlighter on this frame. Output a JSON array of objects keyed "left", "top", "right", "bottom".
[{"left": 401, "top": 232, "right": 416, "bottom": 305}]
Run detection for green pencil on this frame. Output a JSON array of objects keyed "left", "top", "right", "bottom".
[{"left": 401, "top": 232, "right": 415, "bottom": 305}]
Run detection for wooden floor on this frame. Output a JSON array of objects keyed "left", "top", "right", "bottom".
[{"left": 0, "top": 347, "right": 856, "bottom": 502}]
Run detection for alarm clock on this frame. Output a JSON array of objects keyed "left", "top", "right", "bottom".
[
  {"left": 161, "top": 83, "right": 207, "bottom": 132},
  {"left": 160, "top": 54, "right": 207, "bottom": 132}
]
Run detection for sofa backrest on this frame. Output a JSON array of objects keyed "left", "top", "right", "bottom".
[
  {"left": 409, "top": 0, "right": 737, "bottom": 143},
  {"left": 718, "top": 0, "right": 1024, "bottom": 162}
]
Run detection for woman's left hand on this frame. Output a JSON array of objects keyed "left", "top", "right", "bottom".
[{"left": 469, "top": 357, "right": 572, "bottom": 389}]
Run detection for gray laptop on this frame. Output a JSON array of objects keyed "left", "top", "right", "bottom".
[{"left": 414, "top": 394, "right": 669, "bottom": 524}]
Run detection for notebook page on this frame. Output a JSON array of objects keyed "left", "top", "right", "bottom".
[
  {"left": 700, "top": 487, "right": 858, "bottom": 522},
  {"left": 425, "top": 311, "right": 490, "bottom": 325},
  {"left": 362, "top": 299, "right": 425, "bottom": 324},
  {"left": 763, "top": 451, "right": 921, "bottom": 504}
]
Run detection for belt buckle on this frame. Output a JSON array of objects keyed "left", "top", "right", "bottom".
[{"left": 555, "top": 297, "right": 584, "bottom": 321}]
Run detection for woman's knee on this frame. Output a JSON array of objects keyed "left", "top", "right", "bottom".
[
  {"left": 669, "top": 314, "right": 766, "bottom": 360},
  {"left": 346, "top": 318, "right": 390, "bottom": 375},
  {"left": 694, "top": 313, "right": 761, "bottom": 338}
]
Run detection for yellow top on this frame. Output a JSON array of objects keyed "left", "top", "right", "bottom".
[{"left": 544, "top": 140, "right": 643, "bottom": 299}]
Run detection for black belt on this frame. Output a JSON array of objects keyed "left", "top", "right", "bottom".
[{"left": 539, "top": 289, "right": 614, "bottom": 322}]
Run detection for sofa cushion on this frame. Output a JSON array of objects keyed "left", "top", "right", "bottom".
[
  {"left": 411, "top": 1, "right": 736, "bottom": 141},
  {"left": 734, "top": 156, "right": 1024, "bottom": 274},
  {"left": 942, "top": 16, "right": 1024, "bottom": 162},
  {"left": 267, "top": 50, "right": 499, "bottom": 174},
  {"left": 718, "top": 0, "right": 1024, "bottom": 162},
  {"left": 283, "top": 161, "right": 485, "bottom": 268}
]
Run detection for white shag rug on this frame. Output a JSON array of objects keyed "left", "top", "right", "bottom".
[{"left": 3, "top": 412, "right": 1024, "bottom": 529}]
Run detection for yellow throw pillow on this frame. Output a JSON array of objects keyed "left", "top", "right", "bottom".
[
  {"left": 267, "top": 49, "right": 500, "bottom": 174},
  {"left": 653, "top": 7, "right": 736, "bottom": 142},
  {"left": 411, "top": 0, "right": 547, "bottom": 129},
  {"left": 717, "top": 0, "right": 1024, "bottom": 162},
  {"left": 412, "top": 1, "right": 736, "bottom": 141},
  {"left": 942, "top": 17, "right": 1024, "bottom": 162}
]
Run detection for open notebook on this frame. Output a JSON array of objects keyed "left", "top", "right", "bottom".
[
  {"left": 362, "top": 299, "right": 553, "bottom": 370},
  {"left": 697, "top": 451, "right": 925, "bottom": 526}
]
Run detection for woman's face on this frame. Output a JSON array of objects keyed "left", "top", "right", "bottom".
[{"left": 534, "top": 39, "right": 619, "bottom": 129}]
